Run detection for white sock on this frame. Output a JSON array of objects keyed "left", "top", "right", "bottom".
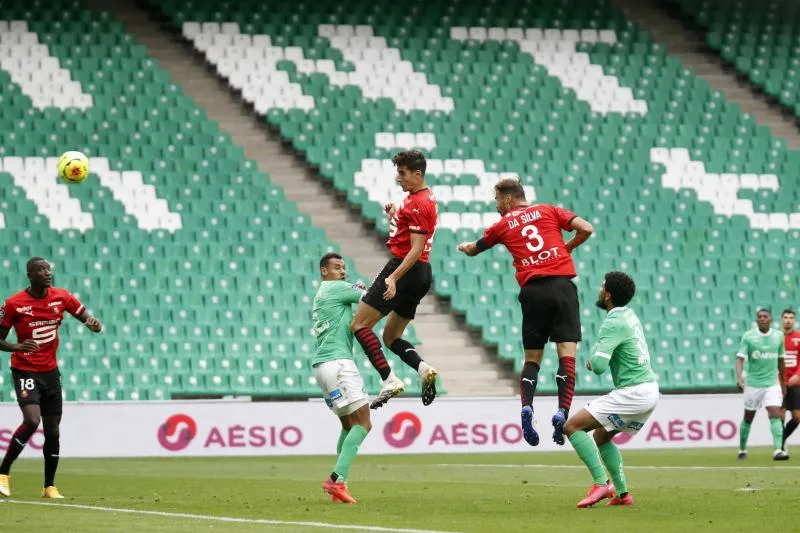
[
  {"left": 417, "top": 361, "right": 431, "bottom": 379},
  {"left": 385, "top": 371, "right": 399, "bottom": 383}
]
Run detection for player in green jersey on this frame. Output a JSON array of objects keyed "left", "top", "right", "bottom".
[
  {"left": 735, "top": 308, "right": 788, "bottom": 461},
  {"left": 312, "top": 253, "right": 372, "bottom": 504},
  {"left": 563, "top": 272, "right": 659, "bottom": 508}
]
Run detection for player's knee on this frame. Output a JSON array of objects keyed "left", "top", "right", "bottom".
[
  {"left": 349, "top": 319, "right": 367, "bottom": 334},
  {"left": 23, "top": 414, "right": 41, "bottom": 428},
  {"left": 381, "top": 330, "right": 398, "bottom": 347},
  {"left": 361, "top": 419, "right": 372, "bottom": 433},
  {"left": 44, "top": 427, "right": 59, "bottom": 440},
  {"left": 563, "top": 419, "right": 579, "bottom": 437}
]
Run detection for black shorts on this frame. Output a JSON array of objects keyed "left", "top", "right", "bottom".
[
  {"left": 519, "top": 276, "right": 581, "bottom": 350},
  {"left": 11, "top": 368, "right": 63, "bottom": 416},
  {"left": 784, "top": 386, "right": 800, "bottom": 411},
  {"left": 363, "top": 257, "right": 432, "bottom": 320}
]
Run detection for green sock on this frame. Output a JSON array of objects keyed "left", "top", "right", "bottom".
[
  {"left": 336, "top": 429, "right": 349, "bottom": 455},
  {"left": 333, "top": 425, "right": 369, "bottom": 482},
  {"left": 568, "top": 431, "right": 607, "bottom": 485},
  {"left": 598, "top": 441, "right": 628, "bottom": 494},
  {"left": 739, "top": 420, "right": 752, "bottom": 451},
  {"left": 769, "top": 418, "right": 783, "bottom": 450}
]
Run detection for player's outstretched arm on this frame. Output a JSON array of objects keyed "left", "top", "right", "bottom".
[
  {"left": 0, "top": 326, "right": 39, "bottom": 353},
  {"left": 77, "top": 309, "right": 103, "bottom": 333},
  {"left": 565, "top": 216, "right": 594, "bottom": 253}
]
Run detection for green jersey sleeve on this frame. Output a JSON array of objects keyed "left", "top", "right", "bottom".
[
  {"left": 590, "top": 320, "right": 620, "bottom": 375},
  {"left": 736, "top": 334, "right": 748, "bottom": 359},
  {"left": 329, "top": 281, "right": 365, "bottom": 305}
]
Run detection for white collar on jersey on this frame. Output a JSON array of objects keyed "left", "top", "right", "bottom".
[{"left": 607, "top": 306, "right": 629, "bottom": 316}]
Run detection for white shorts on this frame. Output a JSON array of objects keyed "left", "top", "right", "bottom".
[
  {"left": 586, "top": 381, "right": 660, "bottom": 435},
  {"left": 743, "top": 384, "right": 782, "bottom": 411},
  {"left": 313, "top": 359, "right": 368, "bottom": 417}
]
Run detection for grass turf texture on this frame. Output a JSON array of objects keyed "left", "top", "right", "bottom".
[{"left": 1, "top": 448, "right": 796, "bottom": 532}]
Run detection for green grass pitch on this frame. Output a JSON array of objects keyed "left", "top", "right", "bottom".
[{"left": 1, "top": 447, "right": 796, "bottom": 532}]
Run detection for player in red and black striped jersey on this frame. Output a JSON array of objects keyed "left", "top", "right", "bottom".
[
  {"left": 458, "top": 178, "right": 593, "bottom": 447},
  {"left": 350, "top": 150, "right": 439, "bottom": 410},
  {"left": 781, "top": 309, "right": 800, "bottom": 452},
  {"left": 0, "top": 257, "right": 103, "bottom": 499}
]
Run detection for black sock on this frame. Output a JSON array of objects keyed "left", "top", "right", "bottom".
[
  {"left": 43, "top": 434, "right": 60, "bottom": 487},
  {"left": 620, "top": 492, "right": 628, "bottom": 498},
  {"left": 520, "top": 361, "right": 540, "bottom": 408},
  {"left": 0, "top": 422, "right": 38, "bottom": 475},
  {"left": 389, "top": 338, "right": 423, "bottom": 371},
  {"left": 330, "top": 471, "right": 340, "bottom": 482},
  {"left": 354, "top": 328, "right": 391, "bottom": 380},
  {"left": 784, "top": 419, "right": 799, "bottom": 447}
]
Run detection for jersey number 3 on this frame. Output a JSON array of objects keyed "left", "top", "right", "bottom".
[{"left": 521, "top": 224, "right": 544, "bottom": 252}]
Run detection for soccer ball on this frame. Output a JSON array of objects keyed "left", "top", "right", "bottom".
[{"left": 57, "top": 151, "right": 89, "bottom": 183}]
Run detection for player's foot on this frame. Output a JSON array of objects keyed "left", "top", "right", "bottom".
[
  {"left": 419, "top": 364, "right": 438, "bottom": 406},
  {"left": 737, "top": 450, "right": 747, "bottom": 461},
  {"left": 607, "top": 493, "right": 634, "bottom": 506},
  {"left": 521, "top": 406, "right": 539, "bottom": 446},
  {"left": 322, "top": 476, "right": 357, "bottom": 504},
  {"left": 0, "top": 474, "right": 10, "bottom": 497},
  {"left": 576, "top": 481, "right": 615, "bottom": 508},
  {"left": 41, "top": 486, "right": 64, "bottom": 499},
  {"left": 370, "top": 374, "right": 405, "bottom": 409},
  {"left": 552, "top": 408, "right": 568, "bottom": 446},
  {"left": 773, "top": 449, "right": 789, "bottom": 461}
]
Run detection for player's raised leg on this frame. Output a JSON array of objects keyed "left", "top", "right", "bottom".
[
  {"left": 0, "top": 404, "right": 42, "bottom": 497},
  {"left": 519, "top": 349, "right": 542, "bottom": 447},
  {"left": 563, "top": 409, "right": 613, "bottom": 508},
  {"left": 553, "top": 342, "right": 577, "bottom": 446},
  {"left": 382, "top": 312, "right": 437, "bottom": 406},
  {"left": 350, "top": 302, "right": 405, "bottom": 409}
]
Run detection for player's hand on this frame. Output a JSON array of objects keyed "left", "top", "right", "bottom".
[
  {"left": 789, "top": 375, "right": 800, "bottom": 387},
  {"left": 353, "top": 281, "right": 367, "bottom": 291},
  {"left": 85, "top": 317, "right": 103, "bottom": 333},
  {"left": 18, "top": 340, "right": 40, "bottom": 353},
  {"left": 383, "top": 277, "right": 397, "bottom": 300},
  {"left": 736, "top": 377, "right": 744, "bottom": 392},
  {"left": 782, "top": 384, "right": 788, "bottom": 398},
  {"left": 457, "top": 242, "right": 476, "bottom": 256},
  {"left": 384, "top": 202, "right": 396, "bottom": 218}
]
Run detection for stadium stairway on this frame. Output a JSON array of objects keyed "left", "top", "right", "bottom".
[
  {"left": 90, "top": 0, "right": 516, "bottom": 397},
  {"left": 612, "top": 0, "right": 800, "bottom": 148}
]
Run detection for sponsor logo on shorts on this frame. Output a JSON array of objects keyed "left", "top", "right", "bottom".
[
  {"left": 157, "top": 413, "right": 198, "bottom": 451},
  {"left": 607, "top": 414, "right": 625, "bottom": 429},
  {"left": 383, "top": 411, "right": 422, "bottom": 449},
  {"left": 329, "top": 388, "right": 343, "bottom": 401}
]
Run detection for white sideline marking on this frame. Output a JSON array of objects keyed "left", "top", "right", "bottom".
[
  {"left": 735, "top": 487, "right": 761, "bottom": 492},
  {"left": 436, "top": 463, "right": 800, "bottom": 471},
  {"left": 1, "top": 500, "right": 463, "bottom": 533}
]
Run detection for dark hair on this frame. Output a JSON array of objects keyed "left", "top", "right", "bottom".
[
  {"left": 392, "top": 150, "right": 426, "bottom": 175},
  {"left": 782, "top": 308, "right": 795, "bottom": 317},
  {"left": 757, "top": 308, "right": 772, "bottom": 316},
  {"left": 319, "top": 253, "right": 343, "bottom": 269},
  {"left": 604, "top": 271, "right": 636, "bottom": 307},
  {"left": 27, "top": 257, "right": 48, "bottom": 273},
  {"left": 494, "top": 177, "right": 526, "bottom": 200}
]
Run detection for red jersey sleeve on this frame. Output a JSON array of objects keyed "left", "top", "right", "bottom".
[
  {"left": 0, "top": 298, "right": 16, "bottom": 329},
  {"left": 482, "top": 218, "right": 505, "bottom": 247},
  {"left": 554, "top": 206, "right": 578, "bottom": 231},
  {"left": 63, "top": 290, "right": 86, "bottom": 318},
  {"left": 407, "top": 202, "right": 435, "bottom": 234}
]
